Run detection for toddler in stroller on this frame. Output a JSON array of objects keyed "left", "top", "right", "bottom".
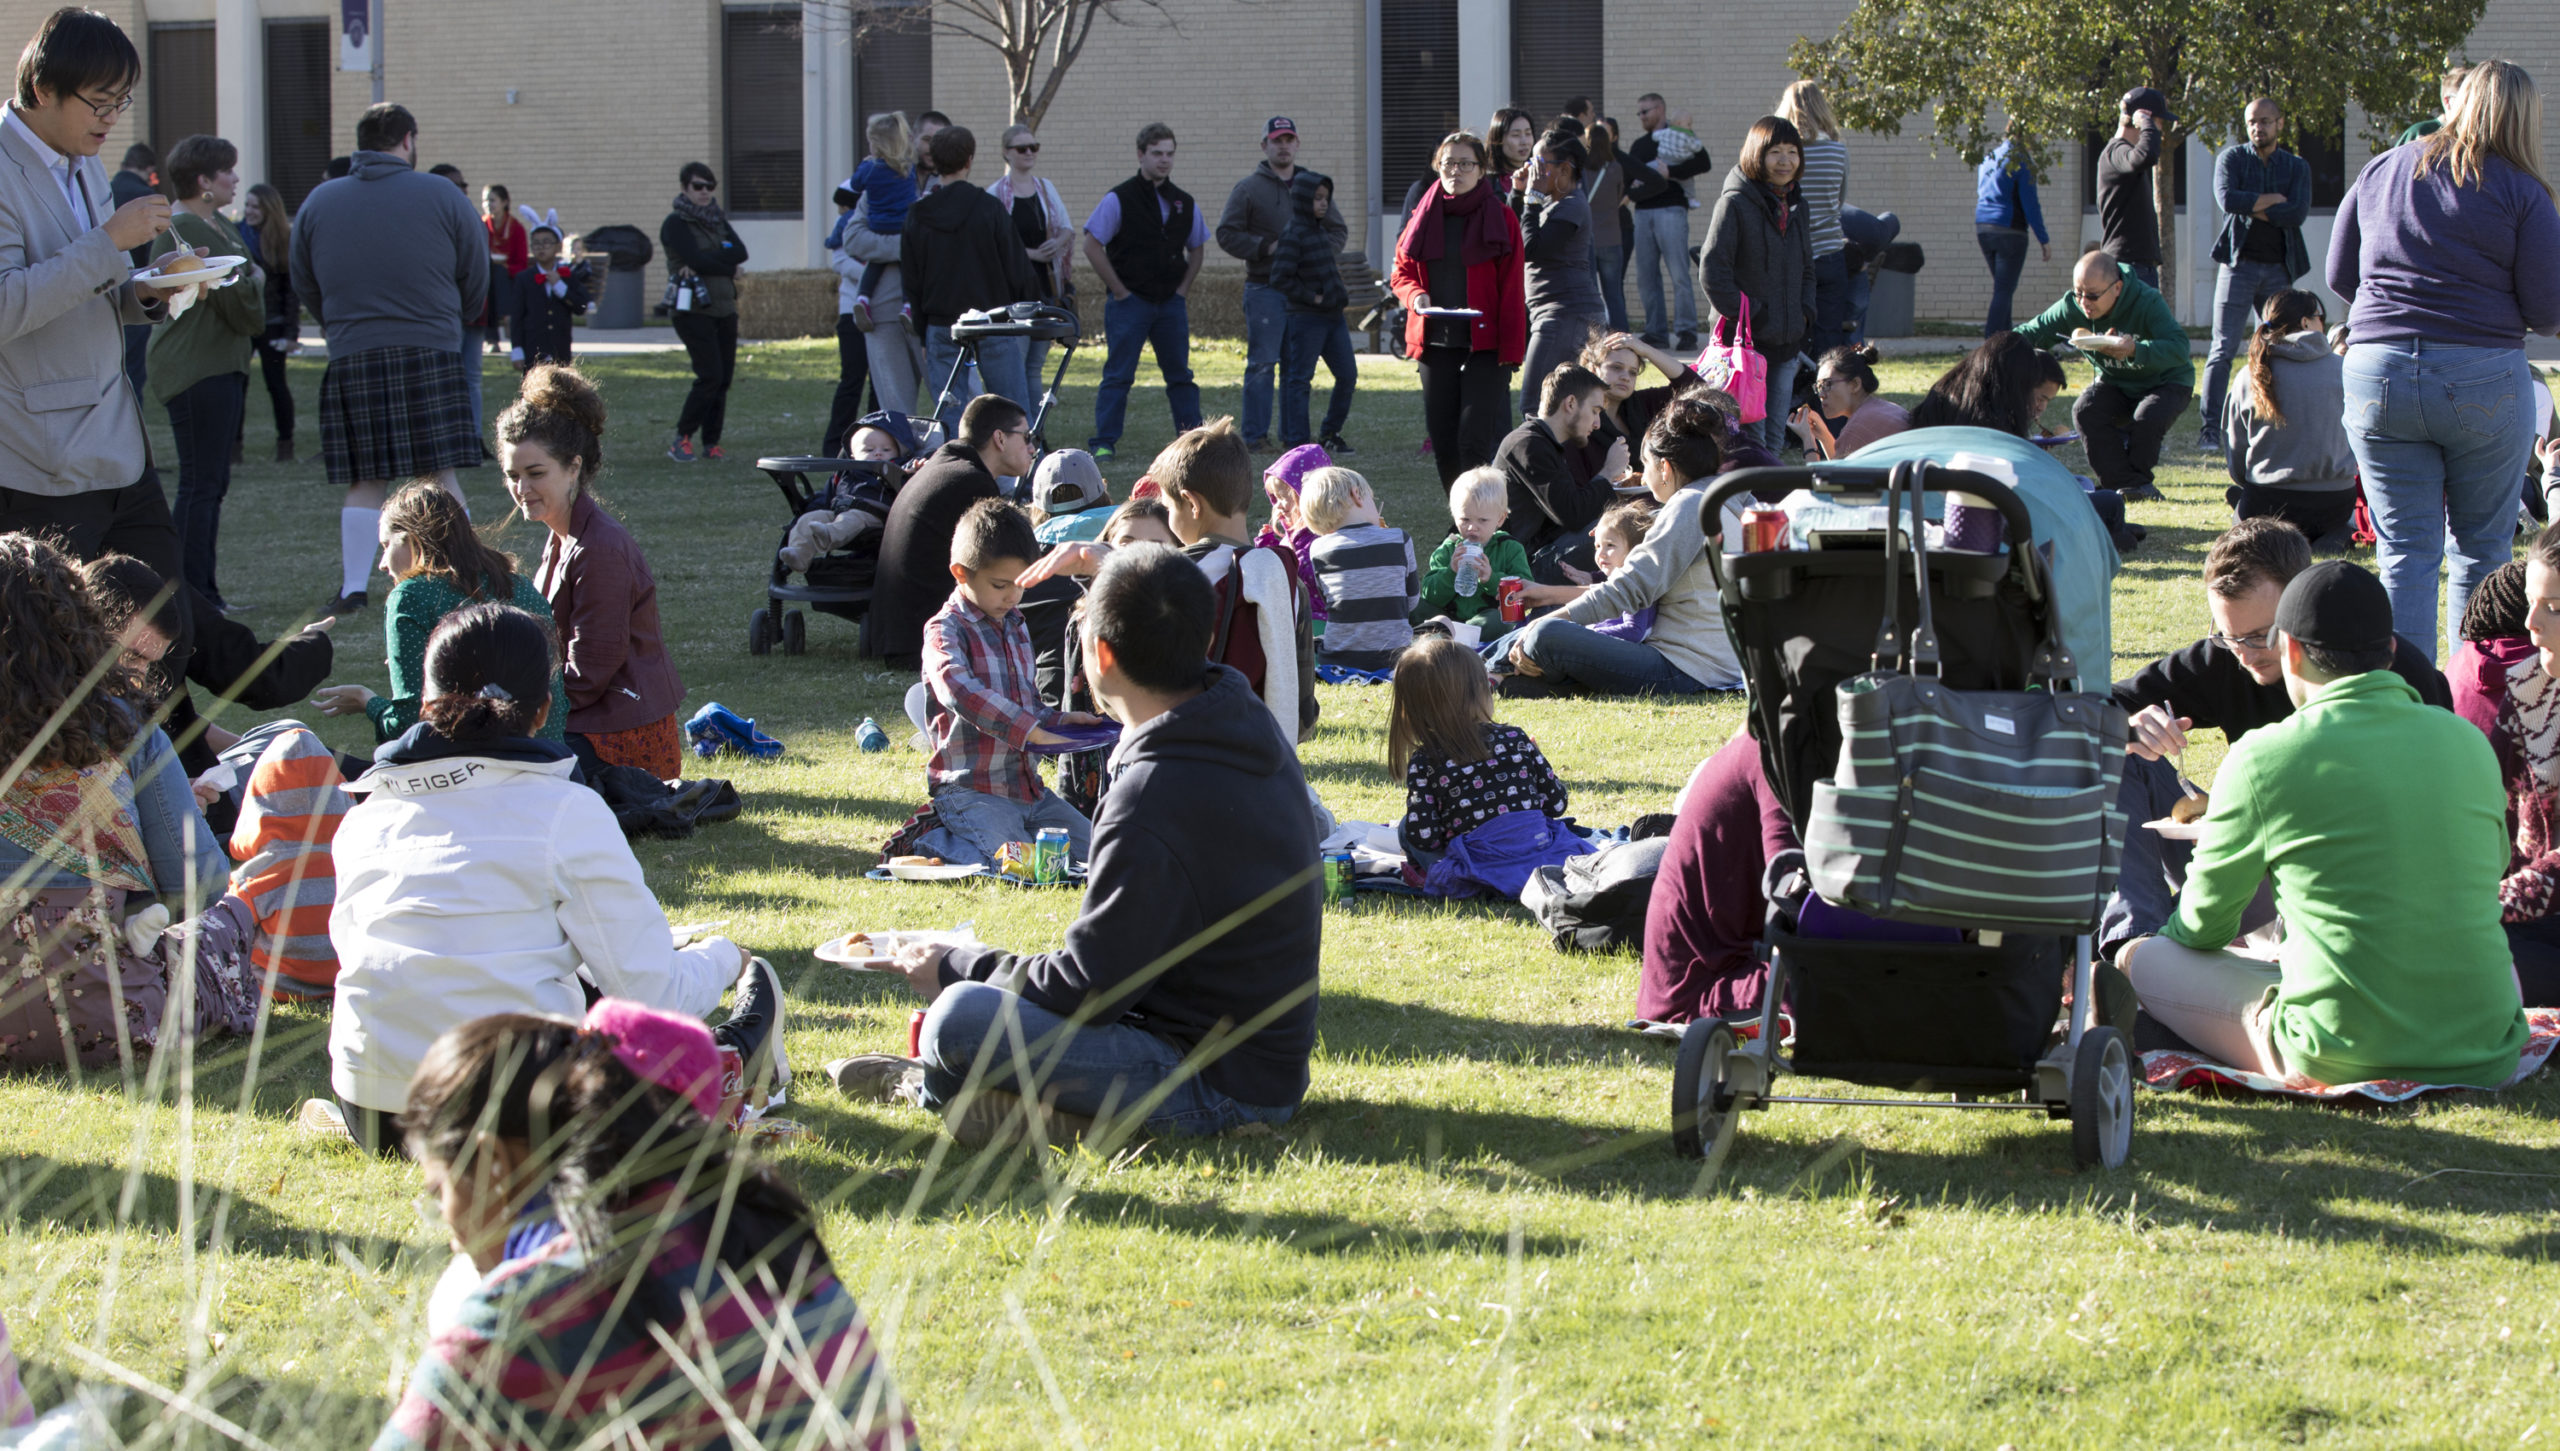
[{"left": 778, "top": 417, "right": 940, "bottom": 574}]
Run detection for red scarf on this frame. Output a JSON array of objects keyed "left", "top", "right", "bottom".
[{"left": 1401, "top": 178, "right": 1513, "bottom": 267}]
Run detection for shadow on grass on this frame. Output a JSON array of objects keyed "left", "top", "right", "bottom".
[
  {"left": 2, "top": 1154, "right": 422, "bottom": 1267},
  {"left": 17, "top": 1359, "right": 390, "bottom": 1450}
]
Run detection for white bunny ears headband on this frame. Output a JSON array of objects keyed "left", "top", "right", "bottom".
[{"left": 514, "top": 204, "right": 565, "bottom": 237}]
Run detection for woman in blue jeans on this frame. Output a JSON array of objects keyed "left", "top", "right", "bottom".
[
  {"left": 1504, "top": 396, "right": 1744, "bottom": 696},
  {"left": 2327, "top": 60, "right": 2560, "bottom": 658},
  {"left": 1973, "top": 131, "right": 2050, "bottom": 337}
]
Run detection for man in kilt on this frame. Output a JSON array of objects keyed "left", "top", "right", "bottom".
[{"left": 288, "top": 101, "right": 487, "bottom": 615}]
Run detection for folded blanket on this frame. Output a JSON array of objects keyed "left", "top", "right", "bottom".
[{"left": 2141, "top": 1006, "right": 2560, "bottom": 1102}]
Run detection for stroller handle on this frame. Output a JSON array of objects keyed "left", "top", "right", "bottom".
[{"left": 1700, "top": 463, "right": 2041, "bottom": 567}]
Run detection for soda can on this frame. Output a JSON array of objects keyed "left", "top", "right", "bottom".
[
  {"left": 1497, "top": 575, "right": 1527, "bottom": 624},
  {"left": 907, "top": 1007, "right": 927, "bottom": 1059},
  {"left": 855, "top": 717, "right": 889, "bottom": 752},
  {"left": 1323, "top": 848, "right": 1355, "bottom": 904},
  {"left": 1742, "top": 507, "right": 1790, "bottom": 553},
  {"left": 1034, "top": 826, "right": 1072, "bottom": 885}
]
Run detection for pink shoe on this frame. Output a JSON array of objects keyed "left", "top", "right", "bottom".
[{"left": 852, "top": 296, "right": 874, "bottom": 329}]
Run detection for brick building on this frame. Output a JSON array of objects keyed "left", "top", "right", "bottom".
[{"left": 9, "top": 0, "right": 2553, "bottom": 332}]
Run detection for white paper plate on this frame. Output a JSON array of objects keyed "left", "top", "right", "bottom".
[
  {"left": 134, "top": 254, "right": 246, "bottom": 287},
  {"left": 2142, "top": 816, "right": 2205, "bottom": 842},
  {"left": 813, "top": 926, "right": 977, "bottom": 970},
  {"left": 2067, "top": 329, "right": 2112, "bottom": 351},
  {"left": 887, "top": 861, "right": 983, "bottom": 881}
]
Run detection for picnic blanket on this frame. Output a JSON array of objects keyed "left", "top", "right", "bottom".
[{"left": 2140, "top": 1006, "right": 2560, "bottom": 1103}]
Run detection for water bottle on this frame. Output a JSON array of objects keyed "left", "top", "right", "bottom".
[{"left": 855, "top": 717, "right": 889, "bottom": 752}]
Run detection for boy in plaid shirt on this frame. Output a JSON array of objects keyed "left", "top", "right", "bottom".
[{"left": 921, "top": 499, "right": 1109, "bottom": 864}]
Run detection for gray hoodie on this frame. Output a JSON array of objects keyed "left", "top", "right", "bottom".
[
  {"left": 2221, "top": 331, "right": 2356, "bottom": 492},
  {"left": 289, "top": 151, "right": 489, "bottom": 357},
  {"left": 1217, "top": 161, "right": 1346, "bottom": 285}
]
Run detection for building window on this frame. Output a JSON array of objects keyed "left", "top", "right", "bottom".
[
  {"left": 723, "top": 4, "right": 804, "bottom": 218},
  {"left": 264, "top": 20, "right": 331, "bottom": 212},
  {"left": 1508, "top": 0, "right": 1600, "bottom": 138},
  {"left": 856, "top": 9, "right": 932, "bottom": 128},
  {"left": 2293, "top": 112, "right": 2350, "bottom": 209},
  {"left": 1381, "top": 0, "right": 1458, "bottom": 215},
  {"left": 148, "top": 22, "right": 216, "bottom": 163}
]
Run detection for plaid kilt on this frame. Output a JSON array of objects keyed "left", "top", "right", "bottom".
[{"left": 317, "top": 345, "right": 482, "bottom": 487}]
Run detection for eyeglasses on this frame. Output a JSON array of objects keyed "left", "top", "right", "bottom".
[
  {"left": 74, "top": 90, "right": 133, "bottom": 121},
  {"left": 1437, "top": 158, "right": 1482, "bottom": 175},
  {"left": 2208, "top": 629, "right": 2276, "bottom": 652},
  {"left": 1009, "top": 142, "right": 1040, "bottom": 154}
]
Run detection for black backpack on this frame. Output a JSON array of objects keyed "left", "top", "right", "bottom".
[{"left": 1521, "top": 836, "right": 1667, "bottom": 953}]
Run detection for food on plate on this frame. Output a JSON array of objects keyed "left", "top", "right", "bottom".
[
  {"left": 887, "top": 855, "right": 943, "bottom": 867},
  {"left": 156, "top": 251, "right": 207, "bottom": 275},
  {"left": 2169, "top": 791, "right": 2209, "bottom": 824}
]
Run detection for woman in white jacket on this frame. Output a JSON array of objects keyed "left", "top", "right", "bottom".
[{"left": 327, "top": 602, "right": 779, "bottom": 1153}]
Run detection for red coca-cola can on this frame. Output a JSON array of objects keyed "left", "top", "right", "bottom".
[
  {"left": 1498, "top": 575, "right": 1527, "bottom": 623},
  {"left": 1742, "top": 507, "right": 1791, "bottom": 553},
  {"left": 908, "top": 1008, "right": 927, "bottom": 1059}
]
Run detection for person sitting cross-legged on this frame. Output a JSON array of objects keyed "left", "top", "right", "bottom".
[
  {"left": 2116, "top": 560, "right": 2528, "bottom": 1088},
  {"left": 829, "top": 543, "right": 1323, "bottom": 1145}
]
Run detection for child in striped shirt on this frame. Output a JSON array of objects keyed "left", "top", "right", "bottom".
[{"left": 1303, "top": 466, "right": 1418, "bottom": 672}]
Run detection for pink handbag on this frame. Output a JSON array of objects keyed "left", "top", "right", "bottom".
[{"left": 1694, "top": 294, "right": 1768, "bottom": 424}]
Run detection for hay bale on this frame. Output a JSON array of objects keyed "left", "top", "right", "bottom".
[{"left": 736, "top": 269, "right": 838, "bottom": 339}]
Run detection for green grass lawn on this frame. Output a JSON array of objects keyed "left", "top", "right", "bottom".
[{"left": 5, "top": 339, "right": 2557, "bottom": 1448}]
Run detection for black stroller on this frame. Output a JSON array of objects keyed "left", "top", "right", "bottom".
[
  {"left": 1669, "top": 458, "right": 2134, "bottom": 1173},
  {"left": 745, "top": 454, "right": 897, "bottom": 655},
  {"left": 931, "top": 302, "right": 1082, "bottom": 450}
]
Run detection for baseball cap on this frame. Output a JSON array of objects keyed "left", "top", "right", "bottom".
[
  {"left": 1033, "top": 448, "right": 1110, "bottom": 514},
  {"left": 1264, "top": 117, "right": 1298, "bottom": 142},
  {"left": 2274, "top": 560, "right": 2394, "bottom": 656},
  {"left": 2119, "top": 87, "right": 2175, "bottom": 124}
]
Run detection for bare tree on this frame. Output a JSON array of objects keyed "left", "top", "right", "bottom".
[{"left": 807, "top": 0, "right": 1180, "bottom": 130}]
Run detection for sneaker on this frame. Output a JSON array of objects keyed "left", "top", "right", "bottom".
[
  {"left": 1638, "top": 332, "right": 1669, "bottom": 349},
  {"left": 1674, "top": 331, "right": 1698, "bottom": 352},
  {"left": 706, "top": 445, "right": 727, "bottom": 461},
  {"left": 1090, "top": 444, "right": 1116, "bottom": 462},
  {"left": 273, "top": 438, "right": 295, "bottom": 464},
  {"left": 827, "top": 1053, "right": 925, "bottom": 1104},
  {"left": 668, "top": 436, "right": 697, "bottom": 463},
  {"left": 684, "top": 700, "right": 785, "bottom": 759},
  {"left": 326, "top": 589, "right": 367, "bottom": 616},
  {"left": 2119, "top": 482, "right": 2164, "bottom": 503},
  {"left": 2194, "top": 430, "right": 2223, "bottom": 454},
  {"left": 944, "top": 1088, "right": 1094, "bottom": 1149},
  {"left": 718, "top": 955, "right": 791, "bottom": 1098},
  {"left": 852, "top": 296, "right": 874, "bottom": 329},
  {"left": 1320, "top": 433, "right": 1357, "bottom": 456}
]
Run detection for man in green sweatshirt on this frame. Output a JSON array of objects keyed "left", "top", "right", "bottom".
[
  {"left": 2014, "top": 251, "right": 2194, "bottom": 502},
  {"left": 2118, "top": 561, "right": 2527, "bottom": 1089}
]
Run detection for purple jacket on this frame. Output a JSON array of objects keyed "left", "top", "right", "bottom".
[{"left": 2327, "top": 145, "right": 2560, "bottom": 348}]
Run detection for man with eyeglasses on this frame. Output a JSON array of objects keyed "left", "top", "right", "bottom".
[
  {"left": 1218, "top": 118, "right": 1344, "bottom": 453},
  {"left": 2197, "top": 97, "right": 2311, "bottom": 455},
  {"left": 868, "top": 393, "right": 1036, "bottom": 670},
  {"left": 0, "top": 8, "right": 203, "bottom": 604},
  {"left": 2014, "top": 248, "right": 2193, "bottom": 502},
  {"left": 2099, "top": 517, "right": 2449, "bottom": 964}
]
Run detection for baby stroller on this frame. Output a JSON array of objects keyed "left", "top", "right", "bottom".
[
  {"left": 1670, "top": 458, "right": 2134, "bottom": 1174},
  {"left": 746, "top": 411, "right": 934, "bottom": 655},
  {"left": 932, "top": 302, "right": 1081, "bottom": 450}
]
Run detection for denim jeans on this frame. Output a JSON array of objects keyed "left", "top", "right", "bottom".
[
  {"left": 924, "top": 784, "right": 1090, "bottom": 866},
  {"left": 1592, "top": 242, "right": 1629, "bottom": 332},
  {"left": 1751, "top": 351, "right": 1804, "bottom": 454},
  {"left": 1513, "top": 616, "right": 1707, "bottom": 696},
  {"left": 1844, "top": 263, "right": 1874, "bottom": 345},
  {"left": 1977, "top": 228, "right": 2029, "bottom": 336},
  {"left": 2099, "top": 754, "right": 2278, "bottom": 961},
  {"left": 2345, "top": 340, "right": 2533, "bottom": 659},
  {"left": 1630, "top": 206, "right": 1694, "bottom": 338},
  {"left": 1240, "top": 282, "right": 1286, "bottom": 445},
  {"left": 916, "top": 980, "right": 1300, "bottom": 1136},
  {"left": 1811, "top": 248, "right": 1850, "bottom": 352},
  {"left": 1522, "top": 308, "right": 1606, "bottom": 419},
  {"left": 925, "top": 327, "right": 1029, "bottom": 437},
  {"left": 2127, "top": 262, "right": 2160, "bottom": 290},
  {"left": 1089, "top": 292, "right": 1204, "bottom": 450},
  {"left": 2202, "top": 259, "right": 2295, "bottom": 435},
  {"left": 1280, "top": 309, "right": 1356, "bottom": 445},
  {"left": 167, "top": 372, "right": 245, "bottom": 599}
]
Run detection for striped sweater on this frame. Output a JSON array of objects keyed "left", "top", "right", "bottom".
[
  {"left": 1310, "top": 523, "right": 1419, "bottom": 671},
  {"left": 1796, "top": 139, "right": 1849, "bottom": 258},
  {"left": 226, "top": 728, "right": 349, "bottom": 995},
  {"left": 376, "top": 1186, "right": 915, "bottom": 1450}
]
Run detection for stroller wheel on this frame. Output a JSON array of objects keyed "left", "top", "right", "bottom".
[
  {"left": 748, "top": 607, "right": 774, "bottom": 657},
  {"left": 782, "top": 609, "right": 807, "bottom": 656},
  {"left": 2069, "top": 1026, "right": 2134, "bottom": 1169},
  {"left": 1670, "top": 1021, "right": 1741, "bottom": 1161}
]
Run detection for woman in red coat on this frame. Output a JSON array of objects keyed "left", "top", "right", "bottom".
[
  {"left": 1392, "top": 131, "right": 1527, "bottom": 489},
  {"left": 481, "top": 185, "right": 530, "bottom": 355}
]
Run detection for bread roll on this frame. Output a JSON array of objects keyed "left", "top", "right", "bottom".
[{"left": 158, "top": 251, "right": 206, "bottom": 276}]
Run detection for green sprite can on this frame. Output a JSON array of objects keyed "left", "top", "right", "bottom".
[{"left": 1323, "top": 848, "right": 1355, "bottom": 904}]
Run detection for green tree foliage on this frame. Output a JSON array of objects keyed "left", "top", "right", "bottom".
[{"left": 1789, "top": 0, "right": 2483, "bottom": 297}]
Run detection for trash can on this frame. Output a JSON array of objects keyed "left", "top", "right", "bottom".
[
  {"left": 580, "top": 224, "right": 654, "bottom": 330},
  {"left": 1866, "top": 269, "right": 1917, "bottom": 338}
]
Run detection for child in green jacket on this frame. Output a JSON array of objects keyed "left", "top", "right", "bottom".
[{"left": 1417, "top": 467, "right": 1534, "bottom": 635}]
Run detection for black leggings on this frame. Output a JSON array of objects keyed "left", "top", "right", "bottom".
[
  {"left": 1417, "top": 345, "right": 1513, "bottom": 489},
  {"left": 672, "top": 310, "right": 739, "bottom": 445},
  {"left": 823, "top": 313, "right": 876, "bottom": 456},
  {"left": 338, "top": 1095, "right": 409, "bottom": 1158},
  {"left": 256, "top": 342, "right": 294, "bottom": 442}
]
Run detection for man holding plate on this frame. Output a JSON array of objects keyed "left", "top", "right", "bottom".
[{"left": 2014, "top": 249, "right": 2193, "bottom": 503}]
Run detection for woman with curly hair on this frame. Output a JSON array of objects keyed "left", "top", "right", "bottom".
[
  {"left": 0, "top": 534, "right": 257, "bottom": 1072},
  {"left": 311, "top": 479, "right": 572, "bottom": 744}
]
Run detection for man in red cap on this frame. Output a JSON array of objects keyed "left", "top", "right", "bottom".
[{"left": 1217, "top": 117, "right": 1344, "bottom": 453}]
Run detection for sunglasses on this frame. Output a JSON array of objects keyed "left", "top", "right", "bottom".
[
  {"left": 685, "top": 181, "right": 715, "bottom": 193},
  {"left": 1009, "top": 142, "right": 1040, "bottom": 154}
]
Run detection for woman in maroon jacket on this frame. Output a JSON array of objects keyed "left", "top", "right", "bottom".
[
  {"left": 1391, "top": 131, "right": 1528, "bottom": 488},
  {"left": 500, "top": 366, "right": 687, "bottom": 779}
]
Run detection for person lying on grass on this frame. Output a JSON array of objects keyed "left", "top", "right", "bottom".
[
  {"left": 379, "top": 1005, "right": 914, "bottom": 1450},
  {"left": 328, "top": 601, "right": 783, "bottom": 1156},
  {"left": 2104, "top": 517, "right": 2449, "bottom": 965},
  {"left": 829, "top": 542, "right": 1323, "bottom": 1146},
  {"left": 2115, "top": 560, "right": 2527, "bottom": 1088}
]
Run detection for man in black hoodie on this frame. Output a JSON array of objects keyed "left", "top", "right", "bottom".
[
  {"left": 902, "top": 126, "right": 1041, "bottom": 435},
  {"left": 830, "top": 543, "right": 1324, "bottom": 1146}
]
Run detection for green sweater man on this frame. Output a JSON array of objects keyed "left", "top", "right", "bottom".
[{"left": 2013, "top": 255, "right": 2195, "bottom": 396}]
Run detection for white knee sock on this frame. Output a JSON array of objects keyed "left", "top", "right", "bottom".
[{"left": 340, "top": 507, "right": 381, "bottom": 595}]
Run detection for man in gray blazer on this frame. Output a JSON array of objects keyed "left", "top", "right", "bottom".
[{"left": 0, "top": 9, "right": 197, "bottom": 587}]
